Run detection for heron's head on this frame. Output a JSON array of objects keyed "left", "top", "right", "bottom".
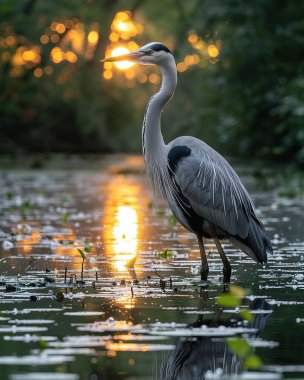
[{"left": 101, "top": 42, "right": 172, "bottom": 66}]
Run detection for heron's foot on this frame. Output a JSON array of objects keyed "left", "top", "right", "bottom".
[{"left": 222, "top": 266, "right": 231, "bottom": 284}]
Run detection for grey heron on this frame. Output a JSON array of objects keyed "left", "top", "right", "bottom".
[{"left": 102, "top": 42, "right": 273, "bottom": 282}]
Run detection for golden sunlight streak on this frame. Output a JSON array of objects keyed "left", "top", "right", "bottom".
[
  {"left": 102, "top": 165, "right": 151, "bottom": 309},
  {"left": 102, "top": 162, "right": 149, "bottom": 278},
  {"left": 113, "top": 205, "right": 138, "bottom": 271},
  {"left": 110, "top": 47, "right": 135, "bottom": 70}
]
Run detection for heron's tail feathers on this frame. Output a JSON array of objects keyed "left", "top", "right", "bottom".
[{"left": 230, "top": 218, "right": 272, "bottom": 264}]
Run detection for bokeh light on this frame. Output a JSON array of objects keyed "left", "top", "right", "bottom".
[
  {"left": 208, "top": 44, "right": 219, "bottom": 58},
  {"left": 1, "top": 9, "right": 214, "bottom": 84}
]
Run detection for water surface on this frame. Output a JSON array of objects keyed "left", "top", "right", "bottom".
[{"left": 0, "top": 155, "right": 303, "bottom": 380}]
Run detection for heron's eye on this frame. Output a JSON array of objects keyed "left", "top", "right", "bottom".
[{"left": 145, "top": 49, "right": 153, "bottom": 55}]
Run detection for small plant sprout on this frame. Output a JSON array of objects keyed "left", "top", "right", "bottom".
[
  {"left": 156, "top": 249, "right": 174, "bottom": 260},
  {"left": 77, "top": 248, "right": 86, "bottom": 279},
  {"left": 77, "top": 243, "right": 94, "bottom": 279}
]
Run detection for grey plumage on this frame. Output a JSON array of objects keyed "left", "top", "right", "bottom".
[
  {"left": 167, "top": 136, "right": 272, "bottom": 263},
  {"left": 102, "top": 41, "right": 273, "bottom": 281}
]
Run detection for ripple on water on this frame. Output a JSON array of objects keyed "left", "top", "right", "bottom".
[
  {"left": 63, "top": 311, "right": 104, "bottom": 316},
  {"left": 0, "top": 354, "right": 74, "bottom": 365},
  {"left": 10, "top": 373, "right": 79, "bottom": 380}
]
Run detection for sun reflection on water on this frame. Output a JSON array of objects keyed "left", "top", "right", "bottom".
[
  {"left": 103, "top": 172, "right": 147, "bottom": 277},
  {"left": 102, "top": 170, "right": 150, "bottom": 309},
  {"left": 102, "top": 162, "right": 149, "bottom": 278},
  {"left": 113, "top": 205, "right": 138, "bottom": 271}
]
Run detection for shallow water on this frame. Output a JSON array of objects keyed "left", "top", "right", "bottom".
[{"left": 0, "top": 155, "right": 303, "bottom": 380}]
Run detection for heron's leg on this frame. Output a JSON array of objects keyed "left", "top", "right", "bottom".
[
  {"left": 198, "top": 236, "right": 209, "bottom": 281},
  {"left": 213, "top": 237, "right": 231, "bottom": 283}
]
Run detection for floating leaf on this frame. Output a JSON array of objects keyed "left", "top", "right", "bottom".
[
  {"left": 244, "top": 354, "right": 263, "bottom": 369},
  {"left": 216, "top": 293, "right": 241, "bottom": 308},
  {"left": 39, "top": 338, "right": 49, "bottom": 349},
  {"left": 226, "top": 337, "right": 253, "bottom": 358},
  {"left": 168, "top": 214, "right": 177, "bottom": 227},
  {"left": 156, "top": 250, "right": 174, "bottom": 260}
]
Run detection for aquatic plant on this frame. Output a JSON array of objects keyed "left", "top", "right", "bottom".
[
  {"left": 216, "top": 285, "right": 262, "bottom": 370},
  {"left": 77, "top": 243, "right": 93, "bottom": 279}
]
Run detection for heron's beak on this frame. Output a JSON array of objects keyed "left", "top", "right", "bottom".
[{"left": 100, "top": 50, "right": 145, "bottom": 63}]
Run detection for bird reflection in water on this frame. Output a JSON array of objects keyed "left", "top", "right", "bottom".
[{"left": 157, "top": 295, "right": 272, "bottom": 380}]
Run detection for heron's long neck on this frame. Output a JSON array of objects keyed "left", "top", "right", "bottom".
[{"left": 142, "top": 57, "right": 177, "bottom": 159}]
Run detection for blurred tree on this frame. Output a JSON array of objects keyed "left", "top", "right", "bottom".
[
  {"left": 0, "top": 0, "right": 126, "bottom": 153},
  {"left": 187, "top": 0, "right": 304, "bottom": 164},
  {"left": 0, "top": 0, "right": 303, "bottom": 166}
]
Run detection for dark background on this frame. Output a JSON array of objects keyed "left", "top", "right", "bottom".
[{"left": 1, "top": 0, "right": 303, "bottom": 166}]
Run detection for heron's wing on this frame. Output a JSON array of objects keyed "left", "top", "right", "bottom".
[{"left": 173, "top": 150, "right": 254, "bottom": 239}]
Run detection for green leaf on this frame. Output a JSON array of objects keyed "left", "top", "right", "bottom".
[
  {"left": 0, "top": 258, "right": 6, "bottom": 266},
  {"left": 216, "top": 293, "right": 241, "bottom": 308},
  {"left": 244, "top": 354, "right": 263, "bottom": 369},
  {"left": 39, "top": 338, "right": 49, "bottom": 349},
  {"left": 77, "top": 248, "right": 87, "bottom": 261},
  {"left": 84, "top": 243, "right": 93, "bottom": 253},
  {"left": 168, "top": 214, "right": 177, "bottom": 227},
  {"left": 156, "top": 249, "right": 174, "bottom": 260},
  {"left": 240, "top": 308, "right": 254, "bottom": 322},
  {"left": 61, "top": 212, "right": 68, "bottom": 225},
  {"left": 21, "top": 200, "right": 30, "bottom": 212},
  {"left": 226, "top": 337, "right": 253, "bottom": 358}
]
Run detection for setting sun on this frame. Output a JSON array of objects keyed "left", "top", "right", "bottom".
[{"left": 111, "top": 47, "right": 134, "bottom": 70}]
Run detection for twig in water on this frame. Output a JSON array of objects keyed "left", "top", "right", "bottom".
[
  {"left": 64, "top": 267, "right": 67, "bottom": 284},
  {"left": 154, "top": 268, "right": 164, "bottom": 278}
]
